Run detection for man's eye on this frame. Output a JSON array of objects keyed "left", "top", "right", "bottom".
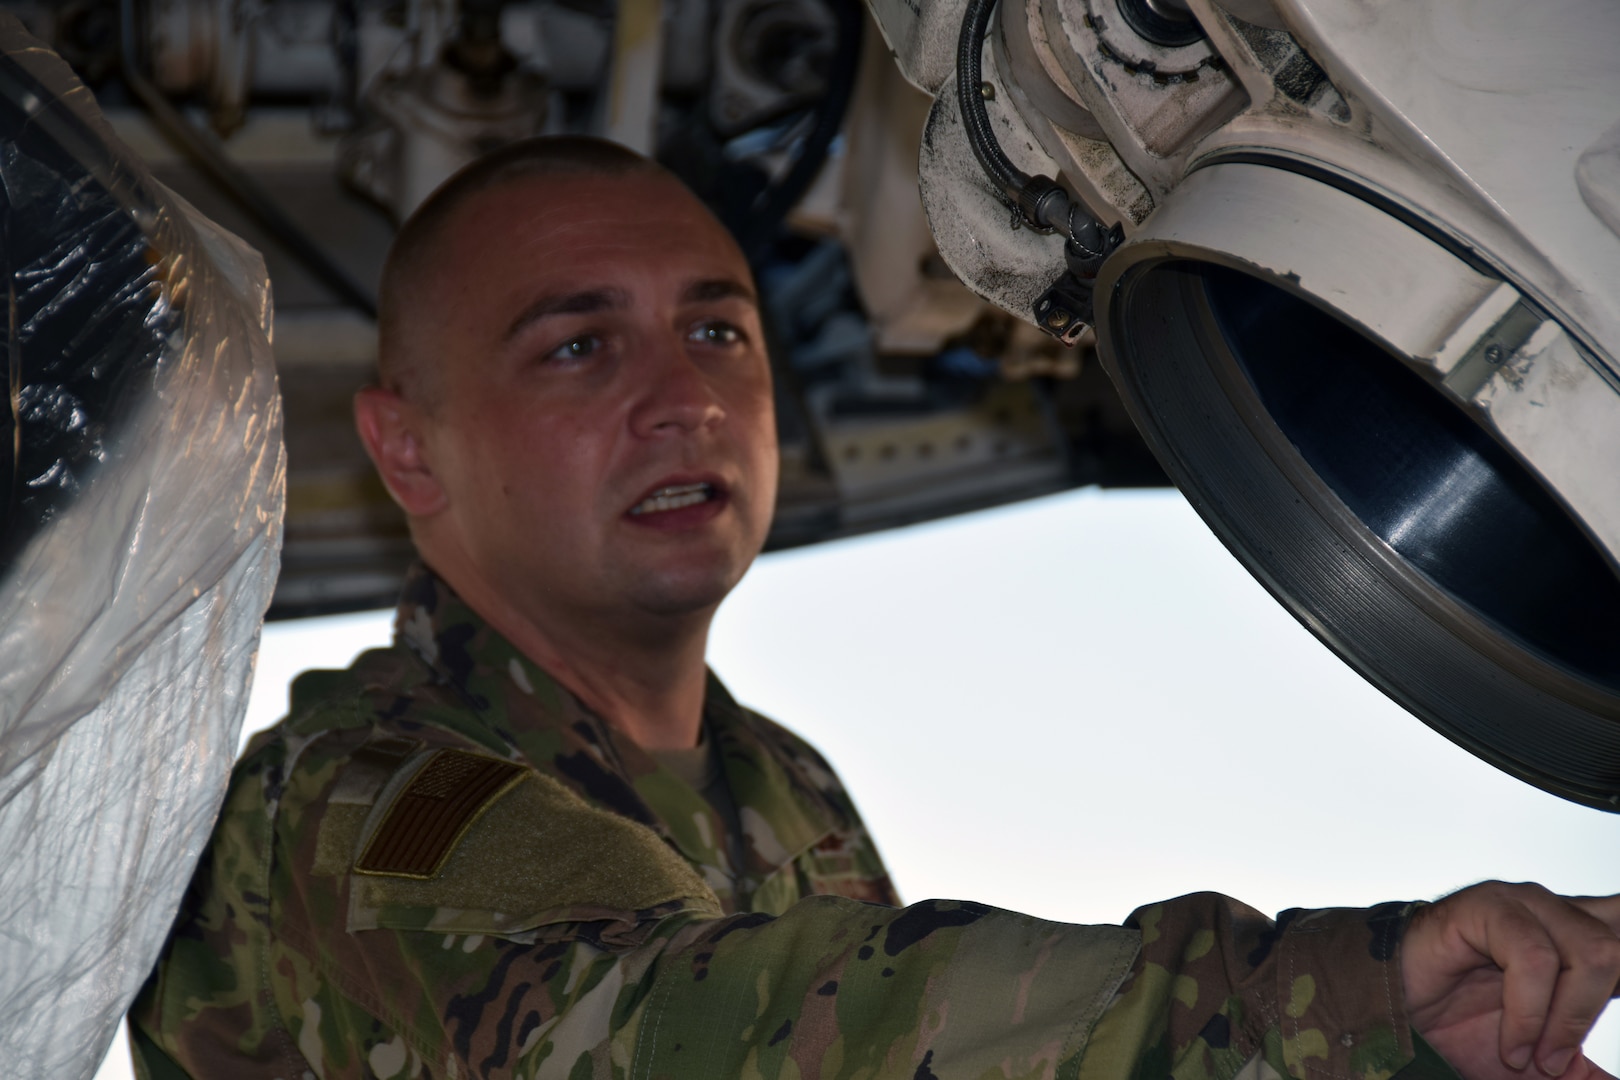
[
  {"left": 690, "top": 321, "right": 744, "bottom": 347},
  {"left": 547, "top": 335, "right": 601, "bottom": 362}
]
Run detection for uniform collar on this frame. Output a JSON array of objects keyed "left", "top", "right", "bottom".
[{"left": 392, "top": 563, "right": 846, "bottom": 910}]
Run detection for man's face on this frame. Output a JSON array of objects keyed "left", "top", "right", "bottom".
[{"left": 406, "top": 170, "right": 778, "bottom": 628}]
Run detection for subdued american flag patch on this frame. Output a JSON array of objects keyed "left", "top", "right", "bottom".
[{"left": 355, "top": 749, "right": 527, "bottom": 879}]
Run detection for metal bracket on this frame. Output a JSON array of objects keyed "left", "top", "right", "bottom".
[
  {"left": 1033, "top": 272, "right": 1097, "bottom": 344},
  {"left": 1034, "top": 223, "right": 1122, "bottom": 343}
]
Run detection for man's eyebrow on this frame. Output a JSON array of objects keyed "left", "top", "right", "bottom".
[
  {"left": 681, "top": 278, "right": 757, "bottom": 307},
  {"left": 503, "top": 287, "right": 630, "bottom": 342}
]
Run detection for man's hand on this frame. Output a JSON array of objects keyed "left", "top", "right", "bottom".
[{"left": 1403, "top": 882, "right": 1620, "bottom": 1080}]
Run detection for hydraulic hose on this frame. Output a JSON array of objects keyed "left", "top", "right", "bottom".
[
  {"left": 956, "top": 0, "right": 1073, "bottom": 232},
  {"left": 955, "top": 0, "right": 1028, "bottom": 210},
  {"left": 955, "top": 0, "right": 1120, "bottom": 253},
  {"left": 955, "top": 0, "right": 1123, "bottom": 339}
]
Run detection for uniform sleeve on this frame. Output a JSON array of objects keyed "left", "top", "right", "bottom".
[
  {"left": 1078, "top": 894, "right": 1430, "bottom": 1080},
  {"left": 274, "top": 896, "right": 1134, "bottom": 1078},
  {"left": 135, "top": 737, "right": 1456, "bottom": 1080},
  {"left": 270, "top": 892, "right": 1445, "bottom": 1080}
]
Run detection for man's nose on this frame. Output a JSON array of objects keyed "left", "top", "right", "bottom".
[{"left": 630, "top": 335, "right": 726, "bottom": 436}]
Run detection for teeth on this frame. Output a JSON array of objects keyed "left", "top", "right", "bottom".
[{"left": 631, "top": 483, "right": 714, "bottom": 516}]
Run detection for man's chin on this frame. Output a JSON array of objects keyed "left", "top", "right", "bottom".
[{"left": 628, "top": 559, "right": 753, "bottom": 619}]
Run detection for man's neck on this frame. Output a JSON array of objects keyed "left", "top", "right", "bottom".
[{"left": 430, "top": 562, "right": 713, "bottom": 752}]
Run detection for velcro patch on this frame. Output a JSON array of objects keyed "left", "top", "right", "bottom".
[
  {"left": 349, "top": 758, "right": 722, "bottom": 936},
  {"left": 355, "top": 749, "right": 526, "bottom": 879}
]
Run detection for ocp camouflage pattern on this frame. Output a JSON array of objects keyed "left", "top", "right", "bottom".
[{"left": 130, "top": 564, "right": 1450, "bottom": 1080}]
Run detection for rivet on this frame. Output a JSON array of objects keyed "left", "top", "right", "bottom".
[
  {"left": 1048, "top": 311, "right": 1070, "bottom": 328},
  {"left": 1484, "top": 344, "right": 1506, "bottom": 364},
  {"left": 980, "top": 81, "right": 996, "bottom": 100}
]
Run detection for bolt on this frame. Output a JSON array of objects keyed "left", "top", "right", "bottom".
[
  {"left": 1484, "top": 344, "right": 1506, "bottom": 364},
  {"left": 1048, "top": 310, "right": 1070, "bottom": 328},
  {"left": 980, "top": 81, "right": 995, "bottom": 100}
]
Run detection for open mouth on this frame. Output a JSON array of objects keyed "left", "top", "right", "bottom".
[{"left": 629, "top": 482, "right": 719, "bottom": 516}]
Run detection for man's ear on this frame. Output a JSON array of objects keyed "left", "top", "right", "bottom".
[{"left": 354, "top": 385, "right": 448, "bottom": 517}]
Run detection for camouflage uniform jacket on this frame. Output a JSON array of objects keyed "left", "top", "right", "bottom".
[{"left": 131, "top": 565, "right": 1449, "bottom": 1080}]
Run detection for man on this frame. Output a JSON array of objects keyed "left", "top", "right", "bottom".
[{"left": 131, "top": 137, "right": 1620, "bottom": 1080}]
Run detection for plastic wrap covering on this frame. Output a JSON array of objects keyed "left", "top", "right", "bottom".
[{"left": 0, "top": 18, "right": 285, "bottom": 1078}]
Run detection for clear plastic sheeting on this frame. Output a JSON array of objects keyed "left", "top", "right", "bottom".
[{"left": 0, "top": 18, "right": 284, "bottom": 1079}]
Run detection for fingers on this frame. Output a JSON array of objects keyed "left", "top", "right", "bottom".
[
  {"left": 1514, "top": 890, "right": 1620, "bottom": 1075},
  {"left": 1561, "top": 1053, "right": 1619, "bottom": 1080},
  {"left": 1466, "top": 884, "right": 1620, "bottom": 1076},
  {"left": 1570, "top": 895, "right": 1620, "bottom": 941},
  {"left": 1484, "top": 895, "right": 1565, "bottom": 1069}
]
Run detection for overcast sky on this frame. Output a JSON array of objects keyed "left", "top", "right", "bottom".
[{"left": 96, "top": 486, "right": 1620, "bottom": 1078}]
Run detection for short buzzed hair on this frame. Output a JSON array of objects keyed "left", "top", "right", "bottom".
[{"left": 376, "top": 136, "right": 669, "bottom": 400}]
